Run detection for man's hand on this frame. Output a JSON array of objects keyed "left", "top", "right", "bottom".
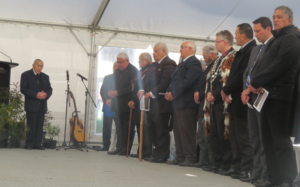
[
  {"left": 221, "top": 90, "right": 226, "bottom": 101},
  {"left": 106, "top": 99, "right": 112, "bottom": 109},
  {"left": 249, "top": 85, "right": 263, "bottom": 94},
  {"left": 165, "top": 92, "right": 173, "bottom": 101},
  {"left": 241, "top": 94, "right": 250, "bottom": 105},
  {"left": 207, "top": 92, "right": 215, "bottom": 104},
  {"left": 128, "top": 100, "right": 135, "bottom": 109},
  {"left": 137, "top": 90, "right": 144, "bottom": 100},
  {"left": 108, "top": 90, "right": 118, "bottom": 98},
  {"left": 194, "top": 92, "right": 200, "bottom": 104},
  {"left": 224, "top": 95, "right": 232, "bottom": 104},
  {"left": 37, "top": 91, "right": 47, "bottom": 100},
  {"left": 144, "top": 92, "right": 152, "bottom": 100},
  {"left": 241, "top": 88, "right": 251, "bottom": 96}
]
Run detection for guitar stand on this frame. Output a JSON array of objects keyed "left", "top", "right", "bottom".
[{"left": 74, "top": 78, "right": 98, "bottom": 152}]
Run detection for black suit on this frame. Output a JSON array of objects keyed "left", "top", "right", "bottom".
[
  {"left": 111, "top": 63, "right": 139, "bottom": 152},
  {"left": 20, "top": 69, "right": 52, "bottom": 148},
  {"left": 100, "top": 74, "right": 115, "bottom": 149},
  {"left": 251, "top": 25, "right": 300, "bottom": 185},
  {"left": 169, "top": 55, "right": 202, "bottom": 162},
  {"left": 144, "top": 56, "right": 176, "bottom": 159},
  {"left": 222, "top": 40, "right": 256, "bottom": 172},
  {"left": 195, "top": 61, "right": 214, "bottom": 165}
]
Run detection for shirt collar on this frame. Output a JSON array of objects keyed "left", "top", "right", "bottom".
[
  {"left": 183, "top": 55, "right": 194, "bottom": 62},
  {"left": 240, "top": 39, "right": 254, "bottom": 49},
  {"left": 263, "top": 36, "right": 273, "bottom": 45},
  {"left": 158, "top": 55, "right": 167, "bottom": 64},
  {"left": 33, "top": 68, "right": 37, "bottom": 75}
]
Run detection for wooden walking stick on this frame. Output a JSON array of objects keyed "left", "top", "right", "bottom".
[
  {"left": 126, "top": 108, "right": 133, "bottom": 157},
  {"left": 139, "top": 110, "right": 144, "bottom": 161}
]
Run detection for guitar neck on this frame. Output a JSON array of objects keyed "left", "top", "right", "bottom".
[{"left": 71, "top": 96, "right": 80, "bottom": 120}]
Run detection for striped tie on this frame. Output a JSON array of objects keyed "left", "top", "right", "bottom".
[{"left": 246, "top": 44, "right": 265, "bottom": 87}]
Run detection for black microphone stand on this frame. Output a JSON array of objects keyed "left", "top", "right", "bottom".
[
  {"left": 56, "top": 71, "right": 82, "bottom": 151},
  {"left": 75, "top": 76, "right": 98, "bottom": 152}
]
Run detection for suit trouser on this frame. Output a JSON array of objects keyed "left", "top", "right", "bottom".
[
  {"left": 26, "top": 106, "right": 45, "bottom": 147},
  {"left": 102, "top": 114, "right": 115, "bottom": 149},
  {"left": 229, "top": 113, "right": 253, "bottom": 171},
  {"left": 148, "top": 112, "right": 170, "bottom": 159},
  {"left": 248, "top": 95, "right": 267, "bottom": 179},
  {"left": 129, "top": 111, "right": 152, "bottom": 157},
  {"left": 210, "top": 101, "right": 232, "bottom": 169},
  {"left": 115, "top": 111, "right": 129, "bottom": 151},
  {"left": 260, "top": 99, "right": 297, "bottom": 185},
  {"left": 196, "top": 116, "right": 212, "bottom": 165},
  {"left": 173, "top": 108, "right": 197, "bottom": 162}
]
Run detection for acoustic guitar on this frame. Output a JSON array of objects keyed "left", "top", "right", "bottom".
[{"left": 69, "top": 91, "right": 87, "bottom": 142}]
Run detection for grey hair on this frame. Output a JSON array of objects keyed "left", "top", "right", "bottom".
[
  {"left": 33, "top": 59, "right": 43, "bottom": 64},
  {"left": 202, "top": 44, "right": 217, "bottom": 55},
  {"left": 216, "top": 30, "right": 234, "bottom": 46},
  {"left": 141, "top": 52, "right": 152, "bottom": 63},
  {"left": 117, "top": 52, "right": 129, "bottom": 61},
  {"left": 185, "top": 41, "right": 196, "bottom": 52},
  {"left": 275, "top": 6, "right": 293, "bottom": 20},
  {"left": 154, "top": 42, "right": 169, "bottom": 54}
]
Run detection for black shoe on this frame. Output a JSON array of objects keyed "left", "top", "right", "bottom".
[
  {"left": 130, "top": 153, "right": 138, "bottom": 158},
  {"left": 202, "top": 165, "right": 213, "bottom": 172},
  {"left": 276, "top": 183, "right": 294, "bottom": 187},
  {"left": 150, "top": 158, "right": 167, "bottom": 163},
  {"left": 107, "top": 150, "right": 121, "bottom": 155},
  {"left": 33, "top": 146, "right": 45, "bottom": 150},
  {"left": 24, "top": 146, "right": 32, "bottom": 150},
  {"left": 219, "top": 168, "right": 238, "bottom": 176},
  {"left": 240, "top": 177, "right": 259, "bottom": 183},
  {"left": 190, "top": 163, "right": 207, "bottom": 168},
  {"left": 231, "top": 171, "right": 249, "bottom": 179},
  {"left": 179, "top": 160, "right": 196, "bottom": 167},
  {"left": 253, "top": 180, "right": 275, "bottom": 187},
  {"left": 210, "top": 166, "right": 220, "bottom": 173},
  {"left": 166, "top": 159, "right": 182, "bottom": 165},
  {"left": 98, "top": 147, "right": 109, "bottom": 151},
  {"left": 144, "top": 157, "right": 153, "bottom": 161}
]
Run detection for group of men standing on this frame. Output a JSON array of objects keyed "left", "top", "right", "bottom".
[{"left": 100, "top": 5, "right": 300, "bottom": 187}]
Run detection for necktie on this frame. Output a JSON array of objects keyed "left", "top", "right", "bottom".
[
  {"left": 36, "top": 74, "right": 40, "bottom": 84},
  {"left": 246, "top": 44, "right": 265, "bottom": 87}
]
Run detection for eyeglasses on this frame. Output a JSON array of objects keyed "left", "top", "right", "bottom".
[
  {"left": 215, "top": 40, "right": 225, "bottom": 44},
  {"left": 180, "top": 46, "right": 189, "bottom": 50},
  {"left": 117, "top": 60, "right": 127, "bottom": 64}
]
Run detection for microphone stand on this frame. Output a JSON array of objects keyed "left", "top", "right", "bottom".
[
  {"left": 76, "top": 77, "right": 98, "bottom": 152},
  {"left": 56, "top": 71, "right": 81, "bottom": 151}
]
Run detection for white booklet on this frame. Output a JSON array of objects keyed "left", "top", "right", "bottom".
[
  {"left": 253, "top": 88, "right": 269, "bottom": 112},
  {"left": 140, "top": 95, "right": 150, "bottom": 111}
]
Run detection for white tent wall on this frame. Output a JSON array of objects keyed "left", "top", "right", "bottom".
[{"left": 0, "top": 23, "right": 95, "bottom": 142}]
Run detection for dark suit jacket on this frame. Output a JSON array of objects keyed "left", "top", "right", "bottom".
[
  {"left": 169, "top": 55, "right": 202, "bottom": 110},
  {"left": 20, "top": 69, "right": 52, "bottom": 113},
  {"left": 144, "top": 56, "right": 176, "bottom": 114},
  {"left": 111, "top": 63, "right": 139, "bottom": 114},
  {"left": 223, "top": 39, "right": 256, "bottom": 117},
  {"left": 100, "top": 74, "right": 115, "bottom": 112},
  {"left": 195, "top": 61, "right": 215, "bottom": 117}
]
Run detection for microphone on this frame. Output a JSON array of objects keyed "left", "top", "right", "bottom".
[
  {"left": 77, "top": 73, "right": 87, "bottom": 81},
  {"left": 66, "top": 70, "right": 69, "bottom": 81},
  {"left": 0, "top": 51, "right": 12, "bottom": 63}
]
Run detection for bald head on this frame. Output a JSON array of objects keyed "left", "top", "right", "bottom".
[{"left": 32, "top": 59, "right": 44, "bottom": 74}]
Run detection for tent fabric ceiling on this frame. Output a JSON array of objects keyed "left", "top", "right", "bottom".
[{"left": 0, "top": 0, "right": 299, "bottom": 40}]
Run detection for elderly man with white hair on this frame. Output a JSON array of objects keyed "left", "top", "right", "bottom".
[
  {"left": 165, "top": 41, "right": 202, "bottom": 166},
  {"left": 107, "top": 52, "right": 139, "bottom": 155}
]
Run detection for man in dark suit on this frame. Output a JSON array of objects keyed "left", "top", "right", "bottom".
[
  {"left": 248, "top": 6, "right": 300, "bottom": 187},
  {"left": 140, "top": 42, "right": 176, "bottom": 163},
  {"left": 203, "top": 30, "right": 235, "bottom": 173},
  {"left": 241, "top": 17, "right": 273, "bottom": 184},
  {"left": 219, "top": 23, "right": 256, "bottom": 179},
  {"left": 107, "top": 52, "right": 139, "bottom": 155},
  {"left": 128, "top": 52, "right": 152, "bottom": 158},
  {"left": 99, "top": 62, "right": 118, "bottom": 151},
  {"left": 192, "top": 45, "right": 218, "bottom": 168},
  {"left": 20, "top": 59, "right": 53, "bottom": 150},
  {"left": 165, "top": 41, "right": 202, "bottom": 166}
]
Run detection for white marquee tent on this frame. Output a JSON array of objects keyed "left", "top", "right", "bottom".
[{"left": 1, "top": 0, "right": 299, "bottom": 142}]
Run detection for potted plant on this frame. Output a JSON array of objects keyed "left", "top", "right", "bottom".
[
  {"left": 0, "top": 87, "right": 10, "bottom": 148},
  {"left": 43, "top": 111, "right": 54, "bottom": 148},
  {"left": 16, "top": 121, "right": 30, "bottom": 148},
  {"left": 47, "top": 124, "right": 60, "bottom": 149}
]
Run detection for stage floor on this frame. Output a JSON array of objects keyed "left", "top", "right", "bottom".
[{"left": 0, "top": 147, "right": 254, "bottom": 187}]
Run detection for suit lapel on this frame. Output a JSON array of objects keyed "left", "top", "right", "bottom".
[{"left": 172, "top": 57, "right": 189, "bottom": 77}]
